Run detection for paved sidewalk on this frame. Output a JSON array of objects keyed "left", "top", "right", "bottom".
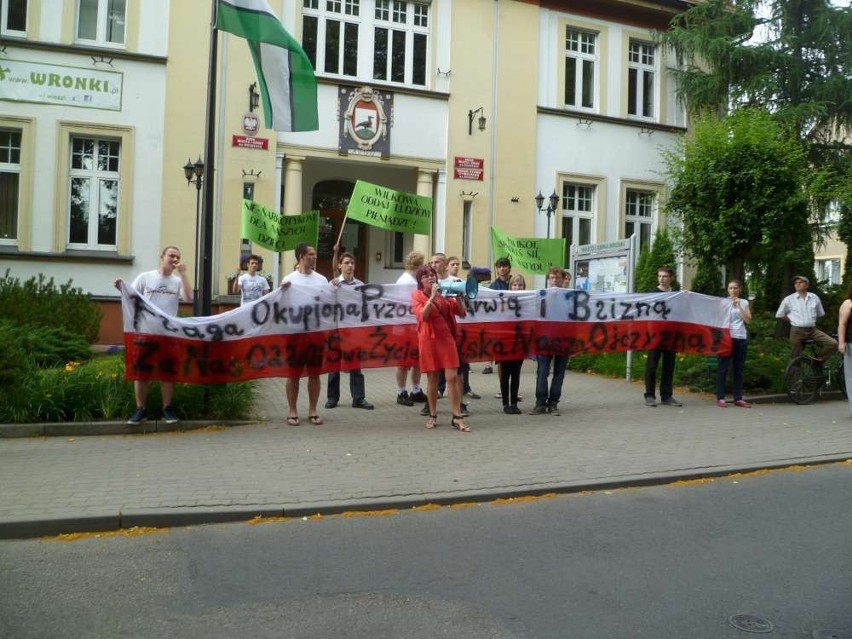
[{"left": 1, "top": 366, "right": 851, "bottom": 539}]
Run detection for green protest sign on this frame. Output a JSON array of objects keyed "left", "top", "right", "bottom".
[
  {"left": 240, "top": 200, "right": 318, "bottom": 252},
  {"left": 491, "top": 227, "right": 566, "bottom": 275},
  {"left": 345, "top": 180, "right": 432, "bottom": 235}
]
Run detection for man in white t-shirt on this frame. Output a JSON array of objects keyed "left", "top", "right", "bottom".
[
  {"left": 114, "top": 246, "right": 193, "bottom": 425},
  {"left": 237, "top": 254, "right": 270, "bottom": 305},
  {"left": 281, "top": 243, "right": 328, "bottom": 425}
]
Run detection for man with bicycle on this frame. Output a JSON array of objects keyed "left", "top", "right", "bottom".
[{"left": 775, "top": 275, "right": 837, "bottom": 360}]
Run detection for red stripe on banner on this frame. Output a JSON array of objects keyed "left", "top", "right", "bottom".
[{"left": 125, "top": 320, "right": 730, "bottom": 384}]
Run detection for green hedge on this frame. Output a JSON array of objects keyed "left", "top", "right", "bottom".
[{"left": 0, "top": 269, "right": 102, "bottom": 344}]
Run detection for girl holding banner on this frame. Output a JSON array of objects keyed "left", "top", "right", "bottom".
[{"left": 411, "top": 265, "right": 470, "bottom": 432}]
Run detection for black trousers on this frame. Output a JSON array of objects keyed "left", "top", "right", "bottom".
[{"left": 644, "top": 349, "right": 675, "bottom": 400}]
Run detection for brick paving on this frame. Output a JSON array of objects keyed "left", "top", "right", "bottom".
[{"left": 1, "top": 366, "right": 851, "bottom": 539}]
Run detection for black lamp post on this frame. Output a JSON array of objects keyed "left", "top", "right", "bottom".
[
  {"left": 183, "top": 156, "right": 205, "bottom": 316},
  {"left": 535, "top": 189, "right": 560, "bottom": 239}
]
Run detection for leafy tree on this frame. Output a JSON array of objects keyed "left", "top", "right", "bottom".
[
  {"left": 634, "top": 243, "right": 654, "bottom": 292},
  {"left": 691, "top": 259, "right": 725, "bottom": 296},
  {"left": 661, "top": 0, "right": 852, "bottom": 142},
  {"left": 659, "top": 0, "right": 852, "bottom": 295},
  {"left": 634, "top": 228, "right": 679, "bottom": 291},
  {"left": 663, "top": 109, "right": 810, "bottom": 290}
]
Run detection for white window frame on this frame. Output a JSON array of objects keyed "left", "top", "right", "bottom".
[
  {"left": 563, "top": 27, "right": 598, "bottom": 111},
  {"left": 816, "top": 257, "right": 842, "bottom": 286},
  {"left": 622, "top": 185, "right": 660, "bottom": 252},
  {"left": 67, "top": 135, "right": 121, "bottom": 251},
  {"left": 76, "top": 0, "right": 126, "bottom": 47},
  {"left": 1, "top": 0, "right": 27, "bottom": 37},
  {"left": 561, "top": 183, "right": 596, "bottom": 250},
  {"left": 302, "top": 0, "right": 362, "bottom": 78},
  {"left": 0, "top": 129, "right": 22, "bottom": 244},
  {"left": 387, "top": 231, "right": 413, "bottom": 268},
  {"left": 372, "top": 0, "right": 430, "bottom": 87},
  {"left": 301, "top": 0, "right": 431, "bottom": 88},
  {"left": 627, "top": 39, "right": 657, "bottom": 120}
]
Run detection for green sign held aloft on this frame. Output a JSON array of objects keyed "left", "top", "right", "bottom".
[
  {"left": 240, "top": 200, "right": 318, "bottom": 252},
  {"left": 491, "top": 227, "right": 566, "bottom": 275},
  {"left": 346, "top": 180, "right": 432, "bottom": 235}
]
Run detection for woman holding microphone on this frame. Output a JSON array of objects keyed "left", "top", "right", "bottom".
[{"left": 411, "top": 265, "right": 470, "bottom": 431}]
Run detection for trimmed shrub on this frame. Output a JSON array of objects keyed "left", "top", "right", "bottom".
[{"left": 0, "top": 270, "right": 102, "bottom": 343}]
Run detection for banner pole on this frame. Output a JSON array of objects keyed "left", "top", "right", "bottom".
[{"left": 331, "top": 213, "right": 349, "bottom": 277}]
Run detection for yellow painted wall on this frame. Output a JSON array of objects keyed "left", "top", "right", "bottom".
[
  {"left": 162, "top": 2, "right": 279, "bottom": 296},
  {"left": 446, "top": 0, "right": 539, "bottom": 266}
]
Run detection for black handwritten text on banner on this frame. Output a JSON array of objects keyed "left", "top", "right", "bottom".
[{"left": 120, "top": 283, "right": 731, "bottom": 384}]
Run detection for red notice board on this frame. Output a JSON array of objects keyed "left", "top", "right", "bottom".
[{"left": 454, "top": 156, "right": 484, "bottom": 181}]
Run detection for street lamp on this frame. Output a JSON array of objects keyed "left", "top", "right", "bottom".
[
  {"left": 535, "top": 189, "right": 560, "bottom": 239},
  {"left": 183, "top": 156, "right": 205, "bottom": 315},
  {"left": 468, "top": 107, "right": 486, "bottom": 135}
]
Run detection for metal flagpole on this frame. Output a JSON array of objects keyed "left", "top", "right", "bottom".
[{"left": 200, "top": 0, "right": 219, "bottom": 317}]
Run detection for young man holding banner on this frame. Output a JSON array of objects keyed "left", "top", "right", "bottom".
[
  {"left": 280, "top": 243, "right": 328, "bottom": 425},
  {"left": 116, "top": 246, "right": 193, "bottom": 425},
  {"left": 644, "top": 266, "right": 683, "bottom": 407},
  {"left": 531, "top": 267, "right": 569, "bottom": 416},
  {"left": 325, "top": 251, "right": 374, "bottom": 410}
]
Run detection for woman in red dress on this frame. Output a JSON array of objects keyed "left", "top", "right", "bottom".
[{"left": 411, "top": 265, "right": 470, "bottom": 431}]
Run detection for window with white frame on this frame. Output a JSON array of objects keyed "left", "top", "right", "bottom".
[
  {"left": 822, "top": 199, "right": 841, "bottom": 229},
  {"left": 564, "top": 28, "right": 597, "bottom": 110},
  {"left": 816, "top": 258, "right": 841, "bottom": 286},
  {"left": 302, "top": 0, "right": 430, "bottom": 87},
  {"left": 0, "top": 129, "right": 21, "bottom": 242},
  {"left": 302, "top": 0, "right": 360, "bottom": 77},
  {"left": 627, "top": 40, "right": 656, "bottom": 119},
  {"left": 373, "top": 0, "right": 429, "bottom": 86},
  {"left": 77, "top": 0, "right": 126, "bottom": 45},
  {"left": 561, "top": 183, "right": 594, "bottom": 258},
  {"left": 1, "top": 0, "right": 27, "bottom": 36},
  {"left": 624, "top": 189, "right": 655, "bottom": 251},
  {"left": 68, "top": 137, "right": 120, "bottom": 249}
]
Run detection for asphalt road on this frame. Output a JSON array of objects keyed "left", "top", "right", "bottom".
[{"left": 1, "top": 462, "right": 851, "bottom": 638}]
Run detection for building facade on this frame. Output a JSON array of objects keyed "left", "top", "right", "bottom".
[{"left": 1, "top": 0, "right": 693, "bottom": 344}]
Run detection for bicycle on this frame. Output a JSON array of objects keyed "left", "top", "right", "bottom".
[{"left": 782, "top": 335, "right": 847, "bottom": 405}]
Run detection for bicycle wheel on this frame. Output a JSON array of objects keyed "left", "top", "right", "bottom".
[{"left": 784, "top": 357, "right": 821, "bottom": 405}]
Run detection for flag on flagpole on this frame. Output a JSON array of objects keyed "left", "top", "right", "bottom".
[{"left": 216, "top": 0, "right": 319, "bottom": 132}]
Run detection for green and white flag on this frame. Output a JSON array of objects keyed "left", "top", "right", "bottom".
[
  {"left": 346, "top": 180, "right": 432, "bottom": 235},
  {"left": 491, "top": 227, "right": 566, "bottom": 275},
  {"left": 241, "top": 199, "right": 318, "bottom": 252},
  {"left": 216, "top": 0, "right": 318, "bottom": 132}
]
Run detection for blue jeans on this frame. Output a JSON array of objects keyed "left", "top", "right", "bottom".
[
  {"left": 327, "top": 370, "right": 366, "bottom": 403},
  {"left": 535, "top": 355, "right": 568, "bottom": 407},
  {"left": 716, "top": 338, "right": 748, "bottom": 401}
]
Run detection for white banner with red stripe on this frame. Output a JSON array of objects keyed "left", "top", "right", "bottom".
[{"left": 120, "top": 282, "right": 732, "bottom": 383}]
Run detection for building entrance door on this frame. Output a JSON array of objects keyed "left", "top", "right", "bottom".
[
  {"left": 315, "top": 208, "right": 367, "bottom": 282},
  {"left": 312, "top": 180, "right": 368, "bottom": 282}
]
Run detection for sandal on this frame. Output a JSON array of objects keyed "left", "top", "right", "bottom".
[
  {"left": 287, "top": 416, "right": 300, "bottom": 426},
  {"left": 425, "top": 414, "right": 437, "bottom": 429},
  {"left": 451, "top": 414, "right": 471, "bottom": 432},
  {"left": 308, "top": 415, "right": 324, "bottom": 425}
]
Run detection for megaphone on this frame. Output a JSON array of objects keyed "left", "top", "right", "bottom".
[{"left": 440, "top": 274, "right": 479, "bottom": 299}]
